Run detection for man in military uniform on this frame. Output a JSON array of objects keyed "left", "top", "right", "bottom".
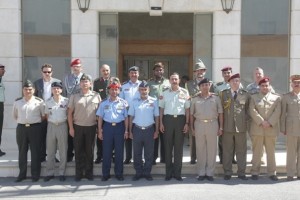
[
  {"left": 129, "top": 81, "right": 159, "bottom": 181},
  {"left": 186, "top": 59, "right": 207, "bottom": 164},
  {"left": 13, "top": 80, "right": 45, "bottom": 182},
  {"left": 34, "top": 63, "right": 61, "bottom": 162},
  {"left": 93, "top": 64, "right": 120, "bottom": 164},
  {"left": 44, "top": 82, "right": 68, "bottom": 182},
  {"left": 148, "top": 62, "right": 170, "bottom": 164},
  {"left": 68, "top": 74, "right": 101, "bottom": 181},
  {"left": 280, "top": 75, "right": 300, "bottom": 181},
  {"left": 190, "top": 78, "right": 223, "bottom": 181},
  {"left": 96, "top": 81, "right": 129, "bottom": 181},
  {"left": 0, "top": 64, "right": 6, "bottom": 156},
  {"left": 120, "top": 66, "right": 141, "bottom": 164},
  {"left": 159, "top": 73, "right": 190, "bottom": 181},
  {"left": 246, "top": 67, "right": 275, "bottom": 95},
  {"left": 63, "top": 58, "right": 88, "bottom": 162},
  {"left": 220, "top": 73, "right": 250, "bottom": 180},
  {"left": 249, "top": 77, "right": 281, "bottom": 181}
]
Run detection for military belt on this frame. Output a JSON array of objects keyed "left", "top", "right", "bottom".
[
  {"left": 198, "top": 119, "right": 217, "bottom": 123},
  {"left": 134, "top": 124, "right": 153, "bottom": 130},
  {"left": 18, "top": 123, "right": 41, "bottom": 127}
]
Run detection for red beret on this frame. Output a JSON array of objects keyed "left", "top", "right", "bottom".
[
  {"left": 228, "top": 73, "right": 240, "bottom": 82},
  {"left": 70, "top": 59, "right": 81, "bottom": 67},
  {"left": 258, "top": 77, "right": 270, "bottom": 85},
  {"left": 221, "top": 66, "right": 232, "bottom": 72},
  {"left": 108, "top": 82, "right": 121, "bottom": 89}
]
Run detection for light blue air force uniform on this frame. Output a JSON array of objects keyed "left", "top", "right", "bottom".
[{"left": 119, "top": 80, "right": 141, "bottom": 106}]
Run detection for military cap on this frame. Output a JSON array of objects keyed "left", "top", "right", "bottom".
[
  {"left": 107, "top": 81, "right": 121, "bottom": 89},
  {"left": 194, "top": 59, "right": 207, "bottom": 71},
  {"left": 228, "top": 73, "right": 240, "bottom": 82},
  {"left": 23, "top": 80, "right": 34, "bottom": 88},
  {"left": 198, "top": 78, "right": 211, "bottom": 86},
  {"left": 221, "top": 66, "right": 232, "bottom": 72},
  {"left": 80, "top": 73, "right": 92, "bottom": 81},
  {"left": 51, "top": 81, "right": 63, "bottom": 89},
  {"left": 290, "top": 74, "right": 300, "bottom": 82},
  {"left": 139, "top": 80, "right": 149, "bottom": 88},
  {"left": 0, "top": 64, "right": 5, "bottom": 68},
  {"left": 258, "top": 77, "right": 270, "bottom": 85},
  {"left": 70, "top": 58, "right": 81, "bottom": 67},
  {"left": 128, "top": 66, "right": 139, "bottom": 72}
]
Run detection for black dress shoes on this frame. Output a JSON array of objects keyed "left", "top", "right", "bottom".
[
  {"left": 101, "top": 175, "right": 110, "bottom": 181},
  {"left": 123, "top": 159, "right": 131, "bottom": 164},
  {"left": 206, "top": 176, "right": 214, "bottom": 181},
  {"left": 44, "top": 175, "right": 54, "bottom": 182},
  {"left": 190, "top": 160, "right": 196, "bottom": 164},
  {"left": 197, "top": 176, "right": 205, "bottom": 181},
  {"left": 144, "top": 175, "right": 153, "bottom": 181},
  {"left": 15, "top": 177, "right": 26, "bottom": 183},
  {"left": 116, "top": 175, "right": 124, "bottom": 181},
  {"left": 269, "top": 175, "right": 278, "bottom": 181},
  {"left": 165, "top": 176, "right": 172, "bottom": 181},
  {"left": 238, "top": 175, "right": 248, "bottom": 180},
  {"left": 174, "top": 176, "right": 183, "bottom": 181},
  {"left": 132, "top": 175, "right": 142, "bottom": 181},
  {"left": 94, "top": 157, "right": 102, "bottom": 164},
  {"left": 251, "top": 175, "right": 258, "bottom": 180},
  {"left": 32, "top": 177, "right": 39, "bottom": 182},
  {"left": 59, "top": 176, "right": 66, "bottom": 182},
  {"left": 0, "top": 149, "right": 6, "bottom": 157},
  {"left": 224, "top": 175, "right": 231, "bottom": 180}
]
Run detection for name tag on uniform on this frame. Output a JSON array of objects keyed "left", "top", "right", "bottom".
[{"left": 104, "top": 105, "right": 110, "bottom": 109}]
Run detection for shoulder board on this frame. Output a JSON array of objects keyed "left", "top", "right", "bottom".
[
  {"left": 179, "top": 87, "right": 188, "bottom": 93},
  {"left": 15, "top": 97, "right": 22, "bottom": 101},
  {"left": 162, "top": 86, "right": 170, "bottom": 91},
  {"left": 216, "top": 82, "right": 223, "bottom": 86},
  {"left": 240, "top": 89, "right": 248, "bottom": 93},
  {"left": 35, "top": 97, "right": 43, "bottom": 101},
  {"left": 122, "top": 81, "right": 129, "bottom": 85}
]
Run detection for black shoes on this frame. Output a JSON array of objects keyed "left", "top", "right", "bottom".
[
  {"left": 32, "top": 177, "right": 39, "bottom": 182},
  {"left": 224, "top": 175, "right": 231, "bottom": 180},
  {"left": 132, "top": 174, "right": 142, "bottom": 181},
  {"left": 174, "top": 176, "right": 183, "bottom": 181},
  {"left": 15, "top": 177, "right": 26, "bottom": 183},
  {"left": 67, "top": 156, "right": 73, "bottom": 162},
  {"left": 197, "top": 176, "right": 205, "bottom": 181},
  {"left": 232, "top": 159, "right": 237, "bottom": 164},
  {"left": 94, "top": 157, "right": 102, "bottom": 164},
  {"left": 123, "top": 159, "right": 132, "bottom": 164},
  {"left": 152, "top": 160, "right": 157, "bottom": 165},
  {"left": 144, "top": 175, "right": 153, "bottom": 181},
  {"left": 0, "top": 149, "right": 6, "bottom": 157},
  {"left": 287, "top": 176, "right": 294, "bottom": 181},
  {"left": 75, "top": 177, "right": 81, "bottom": 182},
  {"left": 165, "top": 176, "right": 172, "bottom": 181},
  {"left": 238, "top": 175, "right": 248, "bottom": 180},
  {"left": 190, "top": 160, "right": 196, "bottom": 164},
  {"left": 251, "top": 175, "right": 258, "bottom": 180},
  {"left": 59, "top": 176, "right": 66, "bottom": 182},
  {"left": 206, "top": 176, "right": 214, "bottom": 181},
  {"left": 269, "top": 175, "right": 278, "bottom": 181},
  {"left": 116, "top": 175, "right": 124, "bottom": 181},
  {"left": 44, "top": 175, "right": 54, "bottom": 182},
  {"left": 101, "top": 175, "right": 111, "bottom": 181}
]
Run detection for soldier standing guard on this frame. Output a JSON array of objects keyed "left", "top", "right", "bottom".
[
  {"left": 220, "top": 73, "right": 250, "bottom": 180},
  {"left": 159, "top": 73, "right": 190, "bottom": 181},
  {"left": 44, "top": 82, "right": 68, "bottom": 182},
  {"left": 68, "top": 74, "right": 101, "bottom": 181},
  {"left": 186, "top": 59, "right": 207, "bottom": 164},
  {"left": 190, "top": 78, "right": 223, "bottom": 181},
  {"left": 148, "top": 62, "right": 170, "bottom": 164},
  {"left": 280, "top": 75, "right": 300, "bottom": 181},
  {"left": 129, "top": 81, "right": 159, "bottom": 181},
  {"left": 249, "top": 77, "right": 281, "bottom": 181},
  {"left": 96, "top": 82, "right": 129, "bottom": 181},
  {"left": 13, "top": 80, "right": 45, "bottom": 182}
]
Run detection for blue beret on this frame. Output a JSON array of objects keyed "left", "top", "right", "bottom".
[
  {"left": 51, "top": 81, "right": 63, "bottom": 89},
  {"left": 139, "top": 80, "right": 149, "bottom": 88},
  {"left": 128, "top": 66, "right": 139, "bottom": 72}
]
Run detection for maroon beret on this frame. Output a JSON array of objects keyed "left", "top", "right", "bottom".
[
  {"left": 228, "top": 73, "right": 240, "bottom": 82},
  {"left": 108, "top": 82, "right": 121, "bottom": 89},
  {"left": 70, "top": 59, "right": 81, "bottom": 67},
  {"left": 258, "top": 77, "right": 270, "bottom": 85},
  {"left": 221, "top": 66, "right": 232, "bottom": 72}
]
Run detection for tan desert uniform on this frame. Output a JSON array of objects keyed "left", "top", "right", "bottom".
[
  {"left": 280, "top": 92, "right": 300, "bottom": 177},
  {"left": 190, "top": 94, "right": 223, "bottom": 176},
  {"left": 220, "top": 89, "right": 250, "bottom": 176},
  {"left": 249, "top": 92, "right": 281, "bottom": 176}
]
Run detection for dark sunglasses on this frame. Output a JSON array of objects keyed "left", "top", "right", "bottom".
[{"left": 43, "top": 71, "right": 52, "bottom": 74}]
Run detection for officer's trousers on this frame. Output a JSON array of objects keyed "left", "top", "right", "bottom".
[
  {"left": 286, "top": 135, "right": 300, "bottom": 177},
  {"left": 154, "top": 131, "right": 165, "bottom": 162}
]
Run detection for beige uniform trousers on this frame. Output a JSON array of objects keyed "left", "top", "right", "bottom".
[
  {"left": 195, "top": 120, "right": 218, "bottom": 176},
  {"left": 251, "top": 135, "right": 277, "bottom": 176},
  {"left": 286, "top": 135, "right": 300, "bottom": 177}
]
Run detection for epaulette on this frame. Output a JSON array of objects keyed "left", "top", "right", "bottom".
[
  {"left": 15, "top": 97, "right": 22, "bottom": 101},
  {"left": 162, "top": 86, "right": 170, "bottom": 92},
  {"left": 240, "top": 88, "right": 248, "bottom": 93},
  {"left": 35, "top": 97, "right": 43, "bottom": 102},
  {"left": 191, "top": 91, "right": 201, "bottom": 98},
  {"left": 122, "top": 80, "right": 129, "bottom": 85},
  {"left": 216, "top": 82, "right": 223, "bottom": 86}
]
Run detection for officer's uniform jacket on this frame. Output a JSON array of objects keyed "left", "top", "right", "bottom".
[
  {"left": 220, "top": 89, "right": 250, "bottom": 133},
  {"left": 63, "top": 72, "right": 83, "bottom": 98},
  {"left": 249, "top": 92, "right": 281, "bottom": 136},
  {"left": 186, "top": 79, "right": 200, "bottom": 98},
  {"left": 148, "top": 77, "right": 170, "bottom": 99},
  {"left": 93, "top": 77, "right": 110, "bottom": 99},
  {"left": 280, "top": 92, "right": 300, "bottom": 136}
]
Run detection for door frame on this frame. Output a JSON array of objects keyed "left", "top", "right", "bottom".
[{"left": 119, "top": 39, "right": 193, "bottom": 82}]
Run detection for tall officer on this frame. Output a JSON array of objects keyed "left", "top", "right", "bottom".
[
  {"left": 186, "top": 59, "right": 207, "bottom": 164},
  {"left": 68, "top": 74, "right": 101, "bottom": 181},
  {"left": 220, "top": 73, "right": 250, "bottom": 180},
  {"left": 148, "top": 62, "right": 170, "bottom": 164},
  {"left": 93, "top": 64, "right": 119, "bottom": 164},
  {"left": 44, "top": 82, "right": 68, "bottom": 182},
  {"left": 34, "top": 63, "right": 61, "bottom": 162},
  {"left": 249, "top": 77, "right": 281, "bottom": 181},
  {"left": 0, "top": 64, "right": 6, "bottom": 156},
  {"left": 159, "top": 72, "right": 190, "bottom": 181},
  {"left": 97, "top": 82, "right": 129, "bottom": 181},
  {"left": 129, "top": 81, "right": 159, "bottom": 181},
  {"left": 120, "top": 66, "right": 141, "bottom": 164},
  {"left": 190, "top": 78, "right": 223, "bottom": 181},
  {"left": 13, "top": 80, "right": 45, "bottom": 182},
  {"left": 280, "top": 75, "right": 300, "bottom": 181}
]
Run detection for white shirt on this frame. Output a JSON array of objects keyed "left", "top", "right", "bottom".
[{"left": 43, "top": 81, "right": 52, "bottom": 101}]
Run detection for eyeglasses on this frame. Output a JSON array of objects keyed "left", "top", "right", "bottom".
[{"left": 43, "top": 71, "right": 52, "bottom": 74}]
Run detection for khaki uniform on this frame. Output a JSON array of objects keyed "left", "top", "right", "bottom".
[
  {"left": 159, "top": 87, "right": 190, "bottom": 178},
  {"left": 280, "top": 92, "right": 300, "bottom": 177},
  {"left": 186, "top": 79, "right": 200, "bottom": 162},
  {"left": 190, "top": 94, "right": 223, "bottom": 176},
  {"left": 249, "top": 92, "right": 281, "bottom": 176},
  {"left": 220, "top": 89, "right": 250, "bottom": 176}
]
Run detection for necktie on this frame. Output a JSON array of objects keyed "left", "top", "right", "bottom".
[{"left": 233, "top": 91, "right": 237, "bottom": 100}]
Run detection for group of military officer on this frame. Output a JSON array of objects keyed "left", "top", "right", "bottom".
[{"left": 11, "top": 58, "right": 300, "bottom": 183}]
